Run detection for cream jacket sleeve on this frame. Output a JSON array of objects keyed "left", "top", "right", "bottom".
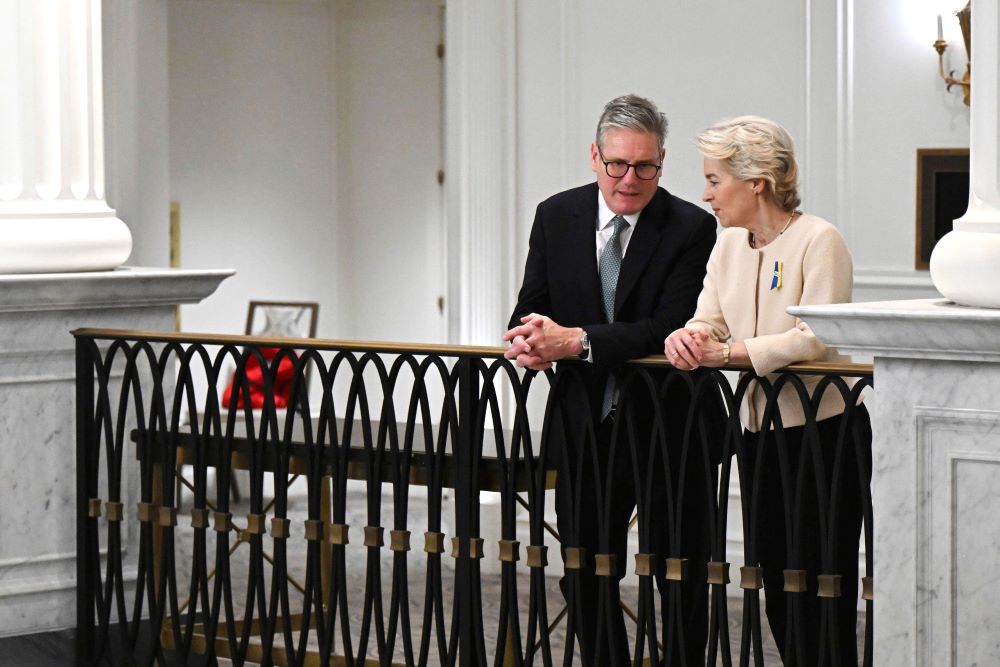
[
  {"left": 685, "top": 241, "right": 731, "bottom": 342},
  {"left": 742, "top": 225, "right": 853, "bottom": 375}
]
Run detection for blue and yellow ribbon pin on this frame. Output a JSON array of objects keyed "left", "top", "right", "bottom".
[{"left": 770, "top": 260, "right": 783, "bottom": 290}]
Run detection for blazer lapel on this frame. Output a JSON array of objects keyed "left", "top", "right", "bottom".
[
  {"left": 614, "top": 189, "right": 667, "bottom": 316},
  {"left": 567, "top": 186, "right": 603, "bottom": 320}
]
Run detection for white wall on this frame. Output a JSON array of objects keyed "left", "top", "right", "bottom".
[
  {"left": 167, "top": 0, "right": 445, "bottom": 345},
  {"left": 98, "top": 0, "right": 975, "bottom": 344},
  {"left": 168, "top": 0, "right": 340, "bottom": 338},
  {"left": 517, "top": 1, "right": 807, "bottom": 245},
  {"left": 158, "top": 0, "right": 969, "bottom": 338},
  {"left": 103, "top": 0, "right": 171, "bottom": 268},
  {"left": 514, "top": 0, "right": 968, "bottom": 308},
  {"left": 334, "top": 0, "right": 445, "bottom": 343}
]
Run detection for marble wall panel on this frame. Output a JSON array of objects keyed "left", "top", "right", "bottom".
[
  {"left": 953, "top": 456, "right": 1000, "bottom": 665},
  {"left": 915, "top": 408, "right": 1000, "bottom": 667},
  {"left": 874, "top": 358, "right": 1000, "bottom": 665},
  {"left": 0, "top": 305, "right": 173, "bottom": 635}
]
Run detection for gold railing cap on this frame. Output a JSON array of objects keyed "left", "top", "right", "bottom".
[
  {"left": 424, "top": 531, "right": 445, "bottom": 554},
  {"left": 740, "top": 565, "right": 764, "bottom": 590},
  {"left": 564, "top": 547, "right": 586, "bottom": 570},
  {"left": 136, "top": 502, "right": 155, "bottom": 523},
  {"left": 303, "top": 519, "right": 324, "bottom": 541},
  {"left": 245, "top": 514, "right": 266, "bottom": 535},
  {"left": 664, "top": 557, "right": 689, "bottom": 581},
  {"left": 634, "top": 553, "right": 658, "bottom": 577},
  {"left": 862, "top": 576, "right": 874, "bottom": 601},
  {"left": 105, "top": 501, "right": 124, "bottom": 522},
  {"left": 270, "top": 517, "right": 290, "bottom": 539},
  {"left": 363, "top": 526, "right": 385, "bottom": 548},
  {"left": 817, "top": 574, "right": 843, "bottom": 598},
  {"left": 389, "top": 529, "right": 411, "bottom": 552},
  {"left": 498, "top": 539, "right": 520, "bottom": 563},
  {"left": 783, "top": 568, "right": 808, "bottom": 593},
  {"left": 328, "top": 523, "right": 350, "bottom": 545},
  {"left": 707, "top": 561, "right": 731, "bottom": 585},
  {"left": 525, "top": 545, "right": 548, "bottom": 568},
  {"left": 594, "top": 554, "right": 617, "bottom": 577}
]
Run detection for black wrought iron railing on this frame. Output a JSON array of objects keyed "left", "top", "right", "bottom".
[{"left": 74, "top": 328, "right": 873, "bottom": 666}]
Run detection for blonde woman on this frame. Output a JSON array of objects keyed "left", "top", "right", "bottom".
[{"left": 664, "top": 116, "right": 871, "bottom": 665}]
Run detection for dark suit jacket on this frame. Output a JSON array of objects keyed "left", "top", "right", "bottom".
[{"left": 509, "top": 182, "right": 717, "bottom": 418}]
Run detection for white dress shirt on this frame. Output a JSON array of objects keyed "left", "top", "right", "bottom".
[
  {"left": 595, "top": 192, "right": 640, "bottom": 266},
  {"left": 584, "top": 193, "right": 642, "bottom": 370}
]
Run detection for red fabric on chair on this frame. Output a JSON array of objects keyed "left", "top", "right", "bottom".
[{"left": 222, "top": 347, "right": 298, "bottom": 409}]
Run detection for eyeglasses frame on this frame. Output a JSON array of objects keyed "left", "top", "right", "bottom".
[{"left": 598, "top": 148, "right": 663, "bottom": 181}]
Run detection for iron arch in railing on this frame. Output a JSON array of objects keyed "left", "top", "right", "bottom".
[{"left": 74, "top": 328, "right": 873, "bottom": 667}]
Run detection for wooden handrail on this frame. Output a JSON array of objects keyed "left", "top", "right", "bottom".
[
  {"left": 71, "top": 327, "right": 873, "bottom": 376},
  {"left": 71, "top": 327, "right": 506, "bottom": 358}
]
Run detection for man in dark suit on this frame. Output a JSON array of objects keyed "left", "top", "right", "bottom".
[{"left": 503, "top": 94, "right": 717, "bottom": 665}]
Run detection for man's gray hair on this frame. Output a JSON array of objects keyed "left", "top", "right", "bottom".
[{"left": 596, "top": 94, "right": 668, "bottom": 152}]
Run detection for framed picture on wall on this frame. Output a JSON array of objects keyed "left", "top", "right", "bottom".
[
  {"left": 222, "top": 300, "right": 320, "bottom": 412},
  {"left": 245, "top": 300, "right": 319, "bottom": 339},
  {"left": 915, "top": 148, "right": 969, "bottom": 270}
]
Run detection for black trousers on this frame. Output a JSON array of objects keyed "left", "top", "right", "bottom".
[
  {"left": 555, "top": 410, "right": 712, "bottom": 666},
  {"left": 742, "top": 406, "right": 872, "bottom": 666}
]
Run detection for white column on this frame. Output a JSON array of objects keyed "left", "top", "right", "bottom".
[
  {"left": 0, "top": 0, "right": 131, "bottom": 274},
  {"left": 443, "top": 1, "right": 517, "bottom": 577},
  {"left": 930, "top": 0, "right": 1000, "bottom": 306},
  {"left": 445, "top": 0, "right": 516, "bottom": 346}
]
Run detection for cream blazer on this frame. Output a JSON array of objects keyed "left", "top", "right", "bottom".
[{"left": 686, "top": 214, "right": 858, "bottom": 431}]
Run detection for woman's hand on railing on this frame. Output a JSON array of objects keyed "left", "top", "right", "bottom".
[{"left": 664, "top": 327, "right": 710, "bottom": 370}]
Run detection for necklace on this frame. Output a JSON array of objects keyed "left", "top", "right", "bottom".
[{"left": 750, "top": 212, "right": 796, "bottom": 249}]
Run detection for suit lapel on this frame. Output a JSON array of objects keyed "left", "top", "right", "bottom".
[
  {"left": 568, "top": 185, "right": 604, "bottom": 320},
  {"left": 614, "top": 189, "right": 667, "bottom": 316}
]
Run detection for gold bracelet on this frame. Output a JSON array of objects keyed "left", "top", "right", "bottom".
[{"left": 722, "top": 343, "right": 731, "bottom": 365}]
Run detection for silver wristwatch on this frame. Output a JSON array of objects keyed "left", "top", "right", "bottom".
[{"left": 578, "top": 330, "right": 591, "bottom": 360}]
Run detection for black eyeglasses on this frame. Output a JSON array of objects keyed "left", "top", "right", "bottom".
[{"left": 598, "top": 150, "right": 662, "bottom": 180}]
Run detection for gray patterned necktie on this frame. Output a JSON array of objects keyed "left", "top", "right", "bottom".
[
  {"left": 598, "top": 216, "right": 628, "bottom": 419},
  {"left": 599, "top": 216, "right": 629, "bottom": 322}
]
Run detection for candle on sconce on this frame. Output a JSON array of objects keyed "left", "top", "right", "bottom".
[{"left": 937, "top": 13, "right": 943, "bottom": 41}]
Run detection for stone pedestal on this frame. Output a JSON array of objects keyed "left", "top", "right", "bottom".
[
  {"left": 792, "top": 298, "right": 1000, "bottom": 666},
  {"left": 0, "top": 268, "right": 231, "bottom": 636}
]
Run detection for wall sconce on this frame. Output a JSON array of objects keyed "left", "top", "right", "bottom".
[{"left": 933, "top": 1, "right": 971, "bottom": 105}]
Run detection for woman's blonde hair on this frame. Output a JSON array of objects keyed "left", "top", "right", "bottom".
[{"left": 695, "top": 116, "right": 801, "bottom": 212}]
